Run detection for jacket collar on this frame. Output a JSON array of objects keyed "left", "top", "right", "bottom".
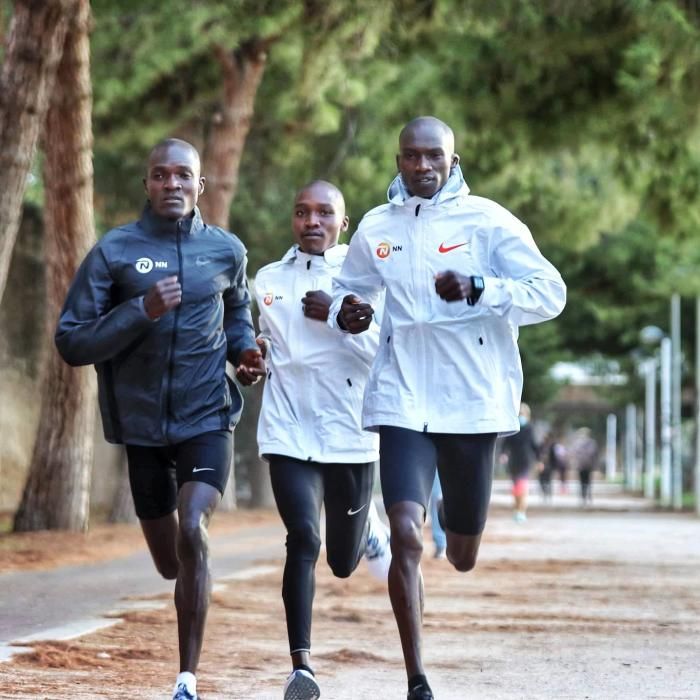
[
  {"left": 140, "top": 203, "right": 205, "bottom": 236},
  {"left": 281, "top": 243, "right": 347, "bottom": 267},
  {"left": 386, "top": 164, "right": 470, "bottom": 208}
]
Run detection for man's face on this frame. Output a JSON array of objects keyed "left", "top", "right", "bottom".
[
  {"left": 144, "top": 143, "right": 204, "bottom": 220},
  {"left": 292, "top": 182, "right": 349, "bottom": 255},
  {"left": 396, "top": 123, "right": 459, "bottom": 198}
]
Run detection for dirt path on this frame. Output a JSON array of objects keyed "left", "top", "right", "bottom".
[{"left": 1, "top": 497, "right": 699, "bottom": 699}]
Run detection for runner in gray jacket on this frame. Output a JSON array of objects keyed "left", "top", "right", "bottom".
[{"left": 55, "top": 139, "right": 265, "bottom": 700}]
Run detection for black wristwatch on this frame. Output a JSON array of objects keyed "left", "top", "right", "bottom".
[{"left": 467, "top": 275, "right": 485, "bottom": 306}]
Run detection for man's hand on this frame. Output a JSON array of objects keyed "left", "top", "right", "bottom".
[
  {"left": 338, "top": 294, "right": 374, "bottom": 334},
  {"left": 235, "top": 346, "right": 266, "bottom": 386},
  {"left": 143, "top": 275, "right": 182, "bottom": 319},
  {"left": 435, "top": 270, "right": 471, "bottom": 302},
  {"left": 301, "top": 290, "right": 331, "bottom": 322}
]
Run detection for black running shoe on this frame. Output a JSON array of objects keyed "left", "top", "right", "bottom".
[{"left": 407, "top": 682, "right": 434, "bottom": 700}]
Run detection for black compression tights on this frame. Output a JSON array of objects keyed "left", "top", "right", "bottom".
[{"left": 268, "top": 455, "right": 374, "bottom": 653}]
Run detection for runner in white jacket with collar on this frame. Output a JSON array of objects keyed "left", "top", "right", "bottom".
[
  {"left": 329, "top": 117, "right": 566, "bottom": 700},
  {"left": 251, "top": 180, "right": 391, "bottom": 700}
]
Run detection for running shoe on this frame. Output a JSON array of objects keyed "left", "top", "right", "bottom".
[
  {"left": 407, "top": 682, "right": 434, "bottom": 699},
  {"left": 364, "top": 500, "right": 391, "bottom": 580},
  {"left": 172, "top": 682, "right": 198, "bottom": 700},
  {"left": 284, "top": 668, "right": 321, "bottom": 700}
]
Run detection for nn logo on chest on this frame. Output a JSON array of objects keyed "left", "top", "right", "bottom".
[
  {"left": 135, "top": 257, "right": 168, "bottom": 274},
  {"left": 263, "top": 293, "right": 284, "bottom": 306},
  {"left": 376, "top": 242, "right": 402, "bottom": 259}
]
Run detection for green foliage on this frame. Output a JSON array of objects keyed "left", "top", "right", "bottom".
[{"left": 26, "top": 0, "right": 700, "bottom": 403}]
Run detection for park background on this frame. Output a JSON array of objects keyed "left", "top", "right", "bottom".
[{"left": 1, "top": 0, "right": 700, "bottom": 531}]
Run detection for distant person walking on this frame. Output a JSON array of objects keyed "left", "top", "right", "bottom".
[
  {"left": 500, "top": 403, "right": 541, "bottom": 522},
  {"left": 569, "top": 428, "right": 599, "bottom": 505},
  {"left": 548, "top": 435, "right": 569, "bottom": 494}
]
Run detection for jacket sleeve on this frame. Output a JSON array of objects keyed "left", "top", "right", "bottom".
[
  {"left": 224, "top": 251, "right": 257, "bottom": 365},
  {"left": 55, "top": 243, "right": 156, "bottom": 366},
  {"left": 328, "top": 227, "right": 385, "bottom": 331},
  {"left": 480, "top": 214, "right": 566, "bottom": 327},
  {"left": 252, "top": 275, "right": 272, "bottom": 356}
]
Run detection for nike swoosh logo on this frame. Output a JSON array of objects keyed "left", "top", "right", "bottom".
[
  {"left": 192, "top": 466, "right": 215, "bottom": 473},
  {"left": 347, "top": 503, "right": 368, "bottom": 516},
  {"left": 438, "top": 241, "right": 468, "bottom": 253}
]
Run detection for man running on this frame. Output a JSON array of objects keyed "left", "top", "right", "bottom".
[
  {"left": 55, "top": 138, "right": 265, "bottom": 700},
  {"left": 244, "top": 180, "right": 391, "bottom": 700},
  {"left": 329, "top": 116, "right": 566, "bottom": 699}
]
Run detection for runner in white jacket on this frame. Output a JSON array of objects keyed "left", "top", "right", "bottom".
[
  {"left": 250, "top": 180, "right": 391, "bottom": 700},
  {"left": 329, "top": 117, "right": 566, "bottom": 700}
]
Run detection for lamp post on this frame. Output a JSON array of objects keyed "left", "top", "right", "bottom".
[
  {"left": 671, "top": 294, "right": 682, "bottom": 511},
  {"left": 643, "top": 358, "right": 657, "bottom": 499}
]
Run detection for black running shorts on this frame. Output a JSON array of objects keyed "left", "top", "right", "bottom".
[
  {"left": 379, "top": 426, "right": 497, "bottom": 536},
  {"left": 126, "top": 430, "right": 232, "bottom": 520}
]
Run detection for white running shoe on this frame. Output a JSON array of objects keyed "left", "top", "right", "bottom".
[
  {"left": 284, "top": 668, "right": 321, "bottom": 700},
  {"left": 172, "top": 682, "right": 197, "bottom": 700},
  {"left": 365, "top": 500, "right": 391, "bottom": 580}
]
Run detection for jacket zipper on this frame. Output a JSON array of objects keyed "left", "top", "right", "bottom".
[
  {"left": 164, "top": 223, "right": 184, "bottom": 442},
  {"left": 413, "top": 204, "right": 430, "bottom": 432}
]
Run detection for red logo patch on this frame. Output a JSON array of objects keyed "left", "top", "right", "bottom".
[
  {"left": 376, "top": 242, "right": 390, "bottom": 259},
  {"left": 263, "top": 293, "right": 273, "bottom": 306}
]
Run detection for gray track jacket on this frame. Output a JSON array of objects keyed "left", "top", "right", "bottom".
[{"left": 55, "top": 205, "right": 256, "bottom": 446}]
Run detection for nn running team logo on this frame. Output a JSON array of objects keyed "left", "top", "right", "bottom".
[
  {"left": 376, "top": 242, "right": 390, "bottom": 259},
  {"left": 376, "top": 242, "right": 402, "bottom": 259},
  {"left": 135, "top": 257, "right": 168, "bottom": 273},
  {"left": 263, "top": 293, "right": 274, "bottom": 306}
]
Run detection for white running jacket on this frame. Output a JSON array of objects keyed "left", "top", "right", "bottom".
[
  {"left": 329, "top": 166, "right": 566, "bottom": 436},
  {"left": 255, "top": 244, "right": 380, "bottom": 463}
]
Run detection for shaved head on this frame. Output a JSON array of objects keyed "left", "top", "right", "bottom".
[
  {"left": 295, "top": 179, "right": 346, "bottom": 216},
  {"left": 147, "top": 138, "right": 201, "bottom": 172},
  {"left": 396, "top": 116, "right": 459, "bottom": 198},
  {"left": 292, "top": 179, "right": 349, "bottom": 255},
  {"left": 144, "top": 138, "right": 204, "bottom": 219},
  {"left": 399, "top": 116, "right": 455, "bottom": 153}
]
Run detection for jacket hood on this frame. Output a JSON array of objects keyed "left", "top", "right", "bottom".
[
  {"left": 387, "top": 164, "right": 470, "bottom": 206},
  {"left": 140, "top": 203, "right": 205, "bottom": 236}
]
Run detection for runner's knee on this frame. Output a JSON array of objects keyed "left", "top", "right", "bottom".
[
  {"left": 177, "top": 514, "right": 207, "bottom": 561},
  {"left": 389, "top": 512, "right": 424, "bottom": 560},
  {"left": 286, "top": 522, "right": 322, "bottom": 564}
]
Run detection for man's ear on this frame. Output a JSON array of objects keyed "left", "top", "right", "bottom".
[
  {"left": 451, "top": 153, "right": 460, "bottom": 167},
  {"left": 340, "top": 215, "right": 350, "bottom": 232},
  {"left": 143, "top": 177, "right": 148, "bottom": 195},
  {"left": 198, "top": 177, "right": 206, "bottom": 195}
]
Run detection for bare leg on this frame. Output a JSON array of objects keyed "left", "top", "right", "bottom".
[
  {"left": 445, "top": 530, "right": 482, "bottom": 572},
  {"left": 387, "top": 500, "right": 426, "bottom": 680},
  {"left": 174, "top": 481, "right": 221, "bottom": 673},
  {"left": 139, "top": 511, "right": 179, "bottom": 580}
]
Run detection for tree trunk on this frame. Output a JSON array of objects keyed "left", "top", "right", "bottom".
[
  {"left": 0, "top": 0, "right": 78, "bottom": 306},
  {"left": 108, "top": 449, "right": 137, "bottom": 524},
  {"left": 198, "top": 40, "right": 270, "bottom": 229},
  {"left": 13, "top": 0, "right": 95, "bottom": 532}
]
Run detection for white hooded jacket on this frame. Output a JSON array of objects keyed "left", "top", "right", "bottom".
[
  {"left": 255, "top": 244, "right": 380, "bottom": 462},
  {"left": 329, "top": 166, "right": 566, "bottom": 435}
]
